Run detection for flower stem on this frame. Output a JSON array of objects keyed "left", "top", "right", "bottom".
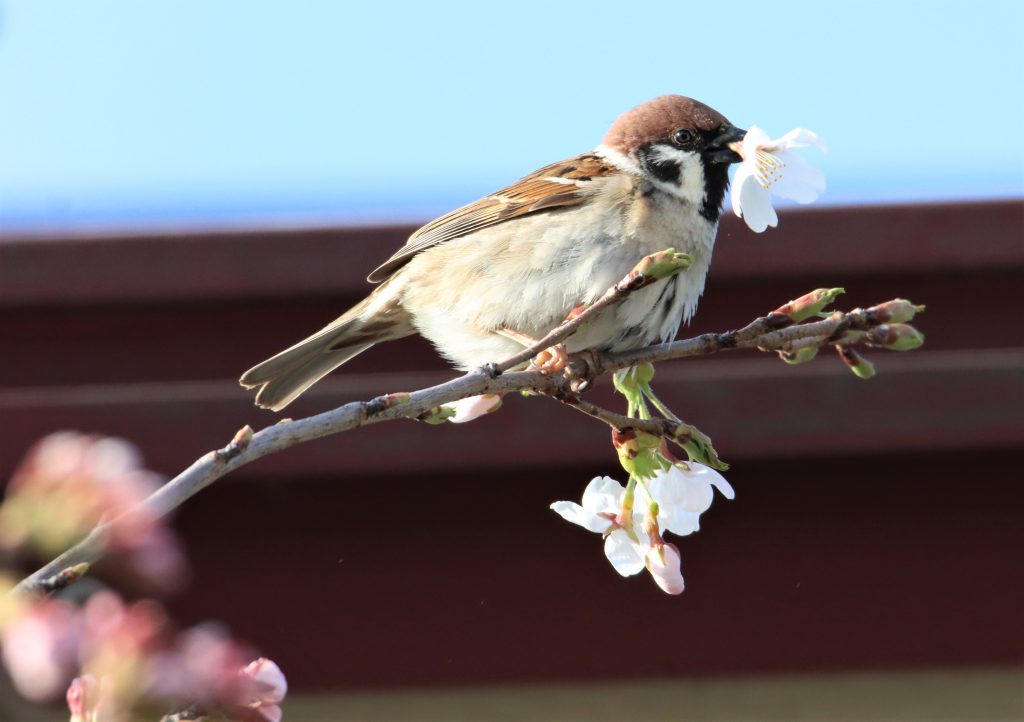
[{"left": 640, "top": 382, "right": 680, "bottom": 422}]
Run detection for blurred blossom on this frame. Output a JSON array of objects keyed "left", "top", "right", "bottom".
[
  {"left": 146, "top": 623, "right": 263, "bottom": 718},
  {"left": 0, "top": 596, "right": 80, "bottom": 701},
  {"left": 0, "top": 432, "right": 187, "bottom": 591},
  {"left": 76, "top": 591, "right": 166, "bottom": 715},
  {"left": 66, "top": 674, "right": 114, "bottom": 722},
  {"left": 0, "top": 588, "right": 283, "bottom": 720},
  {"left": 236, "top": 657, "right": 288, "bottom": 722}
]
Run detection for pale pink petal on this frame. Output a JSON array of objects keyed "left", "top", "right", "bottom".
[
  {"left": 83, "top": 436, "right": 140, "bottom": 481},
  {"left": 242, "top": 658, "right": 287, "bottom": 704},
  {"left": 603, "top": 529, "right": 646, "bottom": 577},
  {"left": 645, "top": 543, "right": 685, "bottom": 595},
  {"left": 549, "top": 501, "right": 611, "bottom": 534},
  {"left": 445, "top": 394, "right": 502, "bottom": 423},
  {"left": 254, "top": 703, "right": 283, "bottom": 722}
]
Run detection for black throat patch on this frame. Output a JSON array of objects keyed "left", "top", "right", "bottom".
[{"left": 699, "top": 162, "right": 730, "bottom": 222}]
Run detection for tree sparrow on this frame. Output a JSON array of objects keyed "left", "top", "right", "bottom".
[{"left": 241, "top": 95, "right": 746, "bottom": 410}]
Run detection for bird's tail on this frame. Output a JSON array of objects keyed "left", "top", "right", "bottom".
[{"left": 239, "top": 287, "right": 413, "bottom": 411}]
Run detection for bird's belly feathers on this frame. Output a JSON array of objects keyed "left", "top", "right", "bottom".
[{"left": 398, "top": 188, "right": 717, "bottom": 370}]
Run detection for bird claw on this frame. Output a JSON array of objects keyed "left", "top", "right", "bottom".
[
  {"left": 565, "top": 349, "right": 603, "bottom": 392},
  {"left": 530, "top": 344, "right": 569, "bottom": 374}
]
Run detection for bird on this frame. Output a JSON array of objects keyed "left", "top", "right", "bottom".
[{"left": 240, "top": 95, "right": 747, "bottom": 411}]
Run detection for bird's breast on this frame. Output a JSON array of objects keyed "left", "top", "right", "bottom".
[{"left": 398, "top": 177, "right": 719, "bottom": 368}]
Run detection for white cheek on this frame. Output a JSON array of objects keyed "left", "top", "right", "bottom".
[{"left": 647, "top": 146, "right": 706, "bottom": 206}]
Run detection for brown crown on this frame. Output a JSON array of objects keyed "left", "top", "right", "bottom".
[{"left": 601, "top": 95, "right": 730, "bottom": 154}]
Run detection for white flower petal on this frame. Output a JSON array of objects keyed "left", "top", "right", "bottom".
[
  {"left": 549, "top": 501, "right": 611, "bottom": 534},
  {"left": 662, "top": 507, "right": 701, "bottom": 537},
  {"left": 775, "top": 127, "right": 827, "bottom": 152},
  {"left": 581, "top": 476, "right": 625, "bottom": 516},
  {"left": 736, "top": 173, "right": 778, "bottom": 232},
  {"left": 694, "top": 464, "right": 736, "bottom": 500},
  {"left": 739, "top": 125, "right": 771, "bottom": 159},
  {"left": 770, "top": 151, "right": 826, "bottom": 204},
  {"left": 645, "top": 543, "right": 685, "bottom": 595},
  {"left": 730, "top": 162, "right": 755, "bottom": 219},
  {"left": 603, "top": 529, "right": 646, "bottom": 576},
  {"left": 649, "top": 466, "right": 711, "bottom": 514}
]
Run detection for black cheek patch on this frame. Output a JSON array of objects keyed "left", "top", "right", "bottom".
[{"left": 638, "top": 145, "right": 680, "bottom": 185}]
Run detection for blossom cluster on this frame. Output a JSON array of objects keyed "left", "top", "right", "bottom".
[
  {"left": 551, "top": 462, "right": 734, "bottom": 594},
  {"left": 1, "top": 587, "right": 286, "bottom": 722},
  {"left": 0, "top": 433, "right": 287, "bottom": 722},
  {"left": 0, "top": 432, "right": 186, "bottom": 594}
]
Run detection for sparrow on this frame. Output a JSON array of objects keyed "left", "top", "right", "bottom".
[{"left": 241, "top": 95, "right": 746, "bottom": 410}]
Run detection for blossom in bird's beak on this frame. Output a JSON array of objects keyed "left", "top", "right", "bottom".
[{"left": 731, "top": 125, "right": 826, "bottom": 232}]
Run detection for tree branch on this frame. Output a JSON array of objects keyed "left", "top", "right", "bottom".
[{"left": 13, "top": 273, "right": 918, "bottom": 596}]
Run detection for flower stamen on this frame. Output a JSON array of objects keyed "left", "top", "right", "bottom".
[{"left": 754, "top": 149, "right": 786, "bottom": 189}]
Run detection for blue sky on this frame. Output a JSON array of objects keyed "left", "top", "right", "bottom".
[{"left": 0, "top": 0, "right": 1021, "bottom": 231}]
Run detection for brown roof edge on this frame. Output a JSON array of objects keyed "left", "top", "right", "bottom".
[{"left": 0, "top": 199, "right": 1020, "bottom": 307}]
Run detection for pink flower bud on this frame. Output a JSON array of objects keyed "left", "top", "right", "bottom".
[
  {"left": 645, "top": 542, "right": 685, "bottom": 595},
  {"left": 870, "top": 299, "right": 925, "bottom": 324},
  {"left": 241, "top": 657, "right": 288, "bottom": 707},
  {"left": 444, "top": 394, "right": 503, "bottom": 423},
  {"left": 66, "top": 675, "right": 97, "bottom": 722},
  {"left": 773, "top": 288, "right": 844, "bottom": 323}
]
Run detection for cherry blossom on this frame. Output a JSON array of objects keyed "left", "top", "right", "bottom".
[
  {"left": 550, "top": 476, "right": 649, "bottom": 577},
  {"left": 731, "top": 125, "right": 826, "bottom": 232},
  {"left": 639, "top": 463, "right": 735, "bottom": 536},
  {"left": 237, "top": 657, "right": 288, "bottom": 722},
  {"left": 0, "top": 596, "right": 79, "bottom": 701},
  {"left": 0, "top": 432, "right": 187, "bottom": 592}
]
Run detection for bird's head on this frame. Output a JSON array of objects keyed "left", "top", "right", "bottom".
[{"left": 597, "top": 95, "right": 747, "bottom": 221}]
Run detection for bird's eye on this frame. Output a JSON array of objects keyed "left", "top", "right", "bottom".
[{"left": 673, "top": 129, "right": 695, "bottom": 146}]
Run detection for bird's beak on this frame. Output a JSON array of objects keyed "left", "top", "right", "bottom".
[{"left": 707, "top": 125, "right": 747, "bottom": 164}]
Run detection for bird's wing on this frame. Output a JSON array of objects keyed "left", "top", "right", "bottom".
[{"left": 366, "top": 153, "right": 618, "bottom": 282}]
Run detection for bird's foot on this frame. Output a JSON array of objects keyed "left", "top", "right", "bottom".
[
  {"left": 495, "top": 328, "right": 569, "bottom": 375},
  {"left": 530, "top": 344, "right": 570, "bottom": 375},
  {"left": 564, "top": 348, "right": 603, "bottom": 392}
]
